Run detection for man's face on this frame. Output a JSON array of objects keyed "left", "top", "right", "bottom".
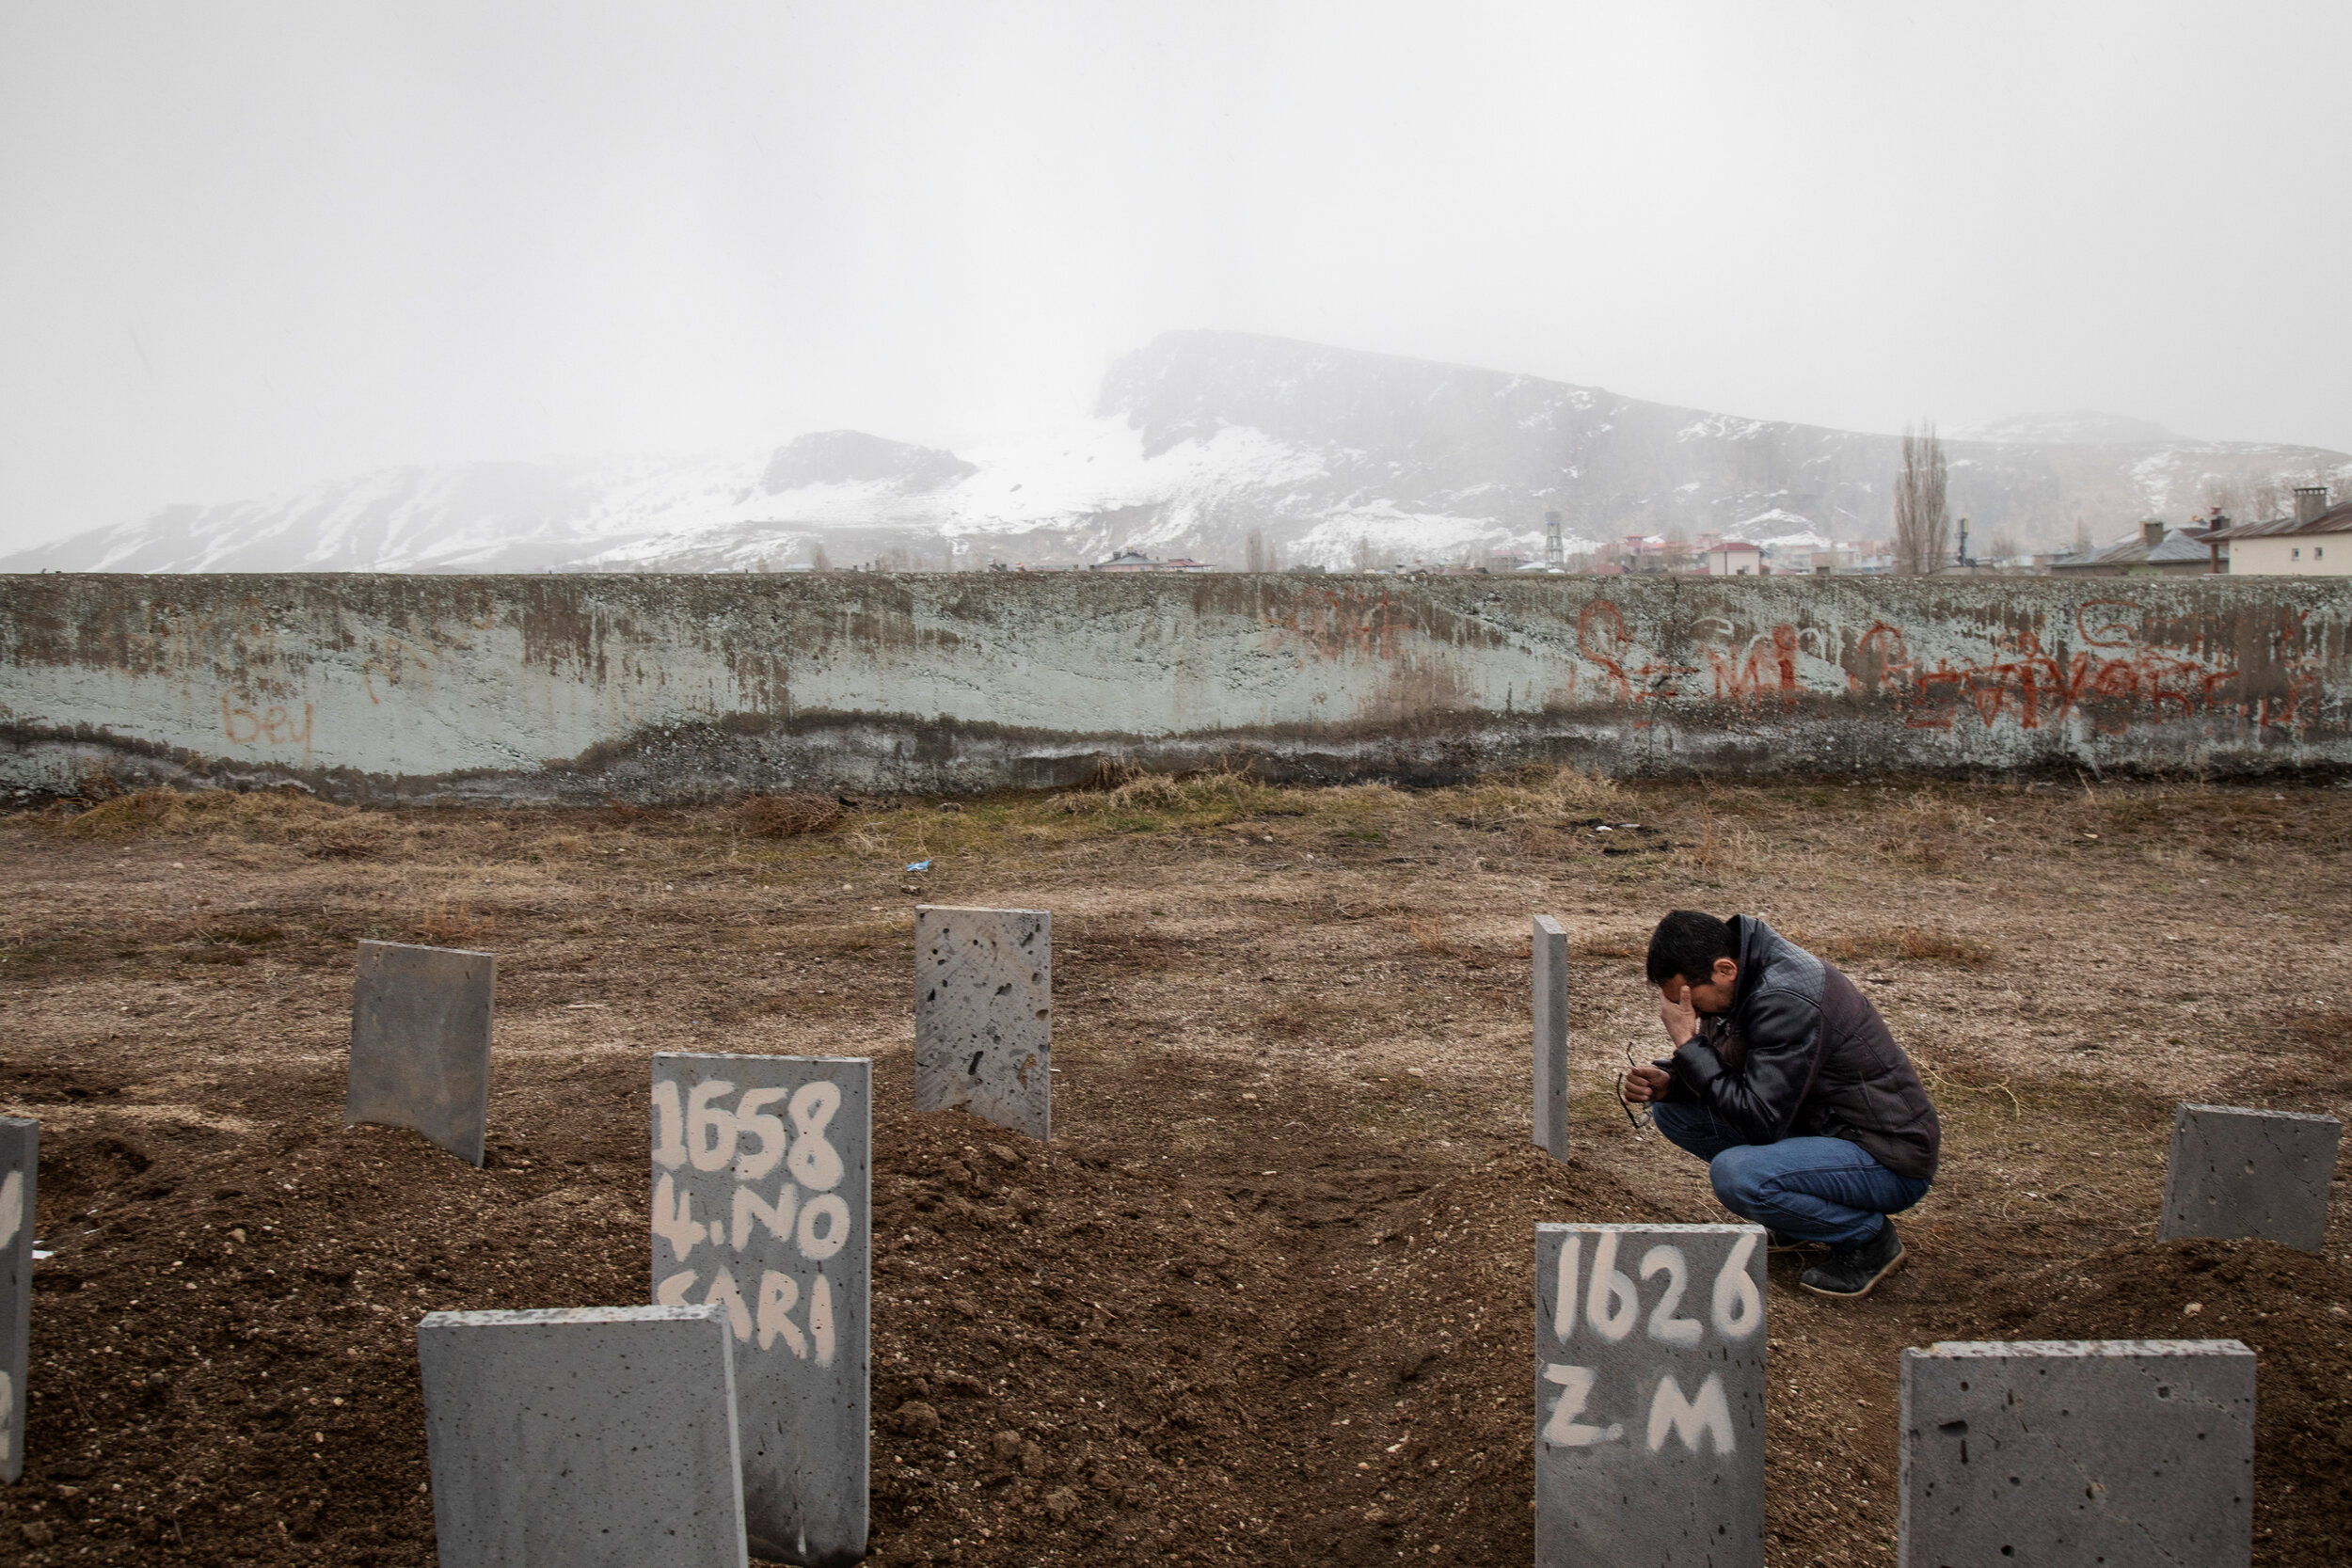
[{"left": 1661, "top": 957, "right": 1740, "bottom": 1016}]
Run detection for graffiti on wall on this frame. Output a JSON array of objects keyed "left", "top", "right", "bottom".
[{"left": 1257, "top": 587, "right": 2332, "bottom": 739}]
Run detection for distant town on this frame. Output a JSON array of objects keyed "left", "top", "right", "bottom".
[{"left": 875, "top": 483, "right": 2350, "bottom": 579}]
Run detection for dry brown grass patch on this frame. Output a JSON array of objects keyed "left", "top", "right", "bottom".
[
  {"left": 737, "top": 792, "right": 844, "bottom": 838},
  {"left": 1791, "top": 926, "right": 1996, "bottom": 970}
]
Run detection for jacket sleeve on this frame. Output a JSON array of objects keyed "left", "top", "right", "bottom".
[{"left": 1668, "top": 985, "right": 1821, "bottom": 1143}]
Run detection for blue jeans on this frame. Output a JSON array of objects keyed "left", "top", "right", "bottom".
[{"left": 1650, "top": 1101, "right": 1930, "bottom": 1248}]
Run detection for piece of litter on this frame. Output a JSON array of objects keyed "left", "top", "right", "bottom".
[
  {"left": 906, "top": 860, "right": 931, "bottom": 873},
  {"left": 1261, "top": 1170, "right": 1278, "bottom": 1176},
  {"left": 2183, "top": 1301, "right": 2203, "bottom": 1316},
  {"left": 33, "top": 1249, "right": 53, "bottom": 1260}
]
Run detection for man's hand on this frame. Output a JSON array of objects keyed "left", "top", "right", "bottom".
[
  {"left": 1620, "top": 1062, "right": 1673, "bottom": 1105},
  {"left": 1658, "top": 985, "right": 1700, "bottom": 1047}
]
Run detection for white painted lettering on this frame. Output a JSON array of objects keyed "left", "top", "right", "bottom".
[
  {"left": 1584, "top": 1231, "right": 1639, "bottom": 1342},
  {"left": 787, "top": 1081, "right": 845, "bottom": 1190},
  {"left": 1646, "top": 1372, "right": 1736, "bottom": 1454},
  {"left": 733, "top": 1179, "right": 800, "bottom": 1250},
  {"left": 797, "top": 1193, "right": 850, "bottom": 1261},
  {"left": 1551, "top": 1233, "right": 1581, "bottom": 1341},
  {"left": 1541, "top": 1364, "right": 1622, "bottom": 1447},
  {"left": 1709, "top": 1233, "right": 1763, "bottom": 1339},
  {"left": 809, "top": 1273, "right": 836, "bottom": 1368},
  {"left": 734, "top": 1086, "right": 791, "bottom": 1180},
  {"left": 651, "top": 1080, "right": 688, "bottom": 1170},
  {"left": 687, "top": 1080, "right": 739, "bottom": 1172},
  {"left": 1639, "top": 1244, "right": 1703, "bottom": 1346},
  {"left": 652, "top": 1173, "right": 703, "bottom": 1259},
  {"left": 704, "top": 1265, "right": 754, "bottom": 1342},
  {"left": 757, "top": 1271, "right": 807, "bottom": 1357}
]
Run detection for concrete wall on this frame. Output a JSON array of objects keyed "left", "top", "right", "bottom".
[{"left": 1, "top": 572, "right": 2347, "bottom": 801}]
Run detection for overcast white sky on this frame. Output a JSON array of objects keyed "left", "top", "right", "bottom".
[{"left": 4, "top": 2, "right": 2348, "bottom": 550}]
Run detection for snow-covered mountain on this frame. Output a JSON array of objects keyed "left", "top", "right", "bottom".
[{"left": 8, "top": 331, "right": 2346, "bottom": 573}]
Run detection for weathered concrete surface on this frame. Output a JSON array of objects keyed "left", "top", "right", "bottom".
[
  {"left": 1535, "top": 1223, "right": 1767, "bottom": 1568},
  {"left": 1899, "top": 1338, "right": 2254, "bottom": 1568},
  {"left": 652, "top": 1054, "right": 870, "bottom": 1566},
  {"left": 2159, "top": 1103, "right": 2341, "bottom": 1252},
  {"left": 914, "top": 907, "right": 1051, "bottom": 1141},
  {"left": 416, "top": 1304, "right": 748, "bottom": 1568},
  {"left": 0, "top": 1117, "right": 33, "bottom": 1484},
  {"left": 346, "top": 940, "right": 494, "bottom": 1167},
  {"left": 1533, "top": 916, "right": 1568, "bottom": 1161},
  {"left": 2, "top": 573, "right": 2349, "bottom": 800}
]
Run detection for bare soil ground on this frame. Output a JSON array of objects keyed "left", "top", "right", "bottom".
[{"left": 1, "top": 770, "right": 2347, "bottom": 1568}]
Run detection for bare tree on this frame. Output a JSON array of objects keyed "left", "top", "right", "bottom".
[
  {"left": 1352, "top": 536, "right": 1375, "bottom": 574},
  {"left": 808, "top": 544, "right": 833, "bottom": 573},
  {"left": 1244, "top": 528, "right": 1280, "bottom": 572},
  {"left": 1893, "top": 423, "right": 1950, "bottom": 575}
]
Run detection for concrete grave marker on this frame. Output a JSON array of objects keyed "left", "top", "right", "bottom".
[
  {"left": 0, "top": 1117, "right": 34, "bottom": 1484},
  {"left": 914, "top": 905, "right": 1051, "bottom": 1140},
  {"left": 653, "top": 1054, "right": 869, "bottom": 1566},
  {"left": 417, "top": 1303, "right": 747, "bottom": 1568},
  {"left": 1535, "top": 1222, "right": 1767, "bottom": 1567},
  {"left": 1534, "top": 915, "right": 1568, "bottom": 1160},
  {"left": 2159, "top": 1102, "right": 2341, "bottom": 1253},
  {"left": 346, "top": 939, "right": 494, "bottom": 1166},
  {"left": 1899, "top": 1338, "right": 2254, "bottom": 1568}
]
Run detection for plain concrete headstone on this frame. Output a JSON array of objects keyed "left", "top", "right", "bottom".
[
  {"left": 0, "top": 1117, "right": 34, "bottom": 1484},
  {"left": 653, "top": 1053, "right": 869, "bottom": 1566},
  {"left": 914, "top": 905, "right": 1050, "bottom": 1140},
  {"left": 1535, "top": 1222, "right": 1767, "bottom": 1568},
  {"left": 346, "top": 939, "right": 494, "bottom": 1166},
  {"left": 417, "top": 1304, "right": 747, "bottom": 1568},
  {"left": 2159, "top": 1102, "right": 2340, "bottom": 1253},
  {"left": 1899, "top": 1338, "right": 2254, "bottom": 1568},
  {"left": 1533, "top": 915, "right": 1568, "bottom": 1160}
]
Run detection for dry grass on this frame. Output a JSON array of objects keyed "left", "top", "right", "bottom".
[
  {"left": 1049, "top": 765, "right": 1283, "bottom": 824},
  {"left": 1789, "top": 926, "right": 1997, "bottom": 970},
  {"left": 736, "top": 791, "right": 844, "bottom": 838},
  {"left": 1436, "top": 765, "right": 1627, "bottom": 831}
]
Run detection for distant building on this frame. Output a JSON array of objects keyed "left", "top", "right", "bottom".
[
  {"left": 1089, "top": 550, "right": 1215, "bottom": 573},
  {"left": 1702, "top": 541, "right": 1764, "bottom": 577},
  {"left": 2201, "top": 487, "right": 2352, "bottom": 576},
  {"left": 2049, "top": 518, "right": 2219, "bottom": 578}
]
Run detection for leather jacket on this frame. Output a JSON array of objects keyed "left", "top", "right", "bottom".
[{"left": 1661, "top": 916, "right": 1941, "bottom": 1180}]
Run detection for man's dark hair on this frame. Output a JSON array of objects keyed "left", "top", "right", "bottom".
[{"left": 1646, "top": 910, "right": 1737, "bottom": 987}]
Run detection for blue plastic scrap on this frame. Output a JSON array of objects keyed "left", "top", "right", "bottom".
[{"left": 906, "top": 860, "right": 932, "bottom": 873}]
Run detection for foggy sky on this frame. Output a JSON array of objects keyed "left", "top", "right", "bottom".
[{"left": 5, "top": 1, "right": 2348, "bottom": 551}]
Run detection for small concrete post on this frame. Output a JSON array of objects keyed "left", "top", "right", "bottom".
[
  {"left": 1899, "top": 1339, "right": 2254, "bottom": 1568},
  {"left": 417, "top": 1304, "right": 747, "bottom": 1568},
  {"left": 2159, "top": 1102, "right": 2341, "bottom": 1252},
  {"left": 914, "top": 905, "right": 1051, "bottom": 1140},
  {"left": 345, "top": 940, "right": 494, "bottom": 1166},
  {"left": 1533, "top": 915, "right": 1568, "bottom": 1159},
  {"left": 0, "top": 1117, "right": 34, "bottom": 1484},
  {"left": 653, "top": 1054, "right": 869, "bottom": 1566},
  {"left": 1534, "top": 1223, "right": 1767, "bottom": 1567}
]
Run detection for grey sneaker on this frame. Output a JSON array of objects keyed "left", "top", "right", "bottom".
[{"left": 1799, "top": 1219, "right": 1905, "bottom": 1298}]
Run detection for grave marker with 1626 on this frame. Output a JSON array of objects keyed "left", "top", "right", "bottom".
[{"left": 1535, "top": 1223, "right": 1768, "bottom": 1568}]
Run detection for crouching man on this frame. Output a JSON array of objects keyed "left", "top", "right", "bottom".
[{"left": 1621, "top": 910, "right": 1940, "bottom": 1299}]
